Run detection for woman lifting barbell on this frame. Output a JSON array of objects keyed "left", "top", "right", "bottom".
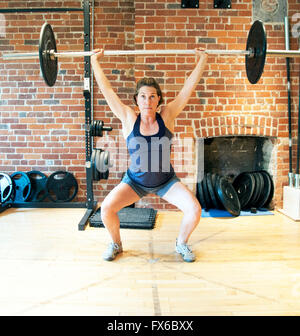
[{"left": 91, "top": 48, "right": 208, "bottom": 262}]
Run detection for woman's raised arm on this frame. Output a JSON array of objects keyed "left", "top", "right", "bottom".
[
  {"left": 162, "top": 49, "right": 208, "bottom": 124},
  {"left": 91, "top": 49, "right": 134, "bottom": 122}
]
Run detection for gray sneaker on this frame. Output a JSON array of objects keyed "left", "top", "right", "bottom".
[
  {"left": 175, "top": 239, "right": 195, "bottom": 262},
  {"left": 103, "top": 242, "right": 123, "bottom": 261}
]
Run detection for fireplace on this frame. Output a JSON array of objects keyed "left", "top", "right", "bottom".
[{"left": 197, "top": 136, "right": 276, "bottom": 181}]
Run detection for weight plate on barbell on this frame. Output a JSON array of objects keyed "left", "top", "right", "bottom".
[
  {"left": 39, "top": 23, "right": 58, "bottom": 87},
  {"left": 10, "top": 171, "right": 32, "bottom": 202},
  {"left": 246, "top": 20, "right": 267, "bottom": 84},
  {"left": 216, "top": 176, "right": 241, "bottom": 216},
  {"left": 0, "top": 173, "right": 13, "bottom": 204},
  {"left": 26, "top": 171, "right": 48, "bottom": 202},
  {"left": 46, "top": 171, "right": 78, "bottom": 202}
]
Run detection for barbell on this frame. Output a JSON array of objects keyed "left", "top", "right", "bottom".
[{"left": 2, "top": 20, "right": 300, "bottom": 87}]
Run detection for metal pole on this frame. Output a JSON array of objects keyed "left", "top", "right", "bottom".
[
  {"left": 56, "top": 49, "right": 251, "bottom": 57},
  {"left": 0, "top": 8, "right": 84, "bottom": 13},
  {"left": 267, "top": 49, "right": 300, "bottom": 57},
  {"left": 4, "top": 49, "right": 300, "bottom": 61},
  {"left": 284, "top": 17, "right": 294, "bottom": 188},
  {"left": 2, "top": 49, "right": 251, "bottom": 59}
]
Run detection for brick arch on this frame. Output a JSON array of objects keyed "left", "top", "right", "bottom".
[{"left": 194, "top": 115, "right": 278, "bottom": 138}]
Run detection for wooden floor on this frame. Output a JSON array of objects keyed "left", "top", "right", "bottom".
[{"left": 0, "top": 206, "right": 300, "bottom": 316}]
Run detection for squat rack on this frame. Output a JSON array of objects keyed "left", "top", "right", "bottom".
[{"left": 0, "top": 1, "right": 97, "bottom": 230}]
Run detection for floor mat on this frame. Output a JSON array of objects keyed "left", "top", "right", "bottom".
[
  {"left": 89, "top": 207, "right": 157, "bottom": 229},
  {"left": 201, "top": 208, "right": 274, "bottom": 218}
]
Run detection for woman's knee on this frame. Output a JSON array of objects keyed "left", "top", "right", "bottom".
[
  {"left": 185, "top": 199, "right": 202, "bottom": 221},
  {"left": 100, "top": 198, "right": 118, "bottom": 219}
]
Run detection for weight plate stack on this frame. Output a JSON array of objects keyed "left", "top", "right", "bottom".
[
  {"left": 233, "top": 170, "right": 274, "bottom": 210},
  {"left": 197, "top": 170, "right": 274, "bottom": 214},
  {"left": 197, "top": 172, "right": 226, "bottom": 211}
]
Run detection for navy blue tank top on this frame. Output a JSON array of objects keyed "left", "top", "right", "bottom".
[{"left": 126, "top": 113, "right": 175, "bottom": 187}]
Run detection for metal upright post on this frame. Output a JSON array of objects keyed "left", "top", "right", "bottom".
[{"left": 78, "top": 0, "right": 96, "bottom": 230}]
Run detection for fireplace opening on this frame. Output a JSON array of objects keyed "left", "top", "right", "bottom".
[
  {"left": 195, "top": 136, "right": 276, "bottom": 211},
  {"left": 196, "top": 136, "right": 276, "bottom": 182}
]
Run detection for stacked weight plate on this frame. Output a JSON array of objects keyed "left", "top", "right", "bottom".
[
  {"left": 196, "top": 170, "right": 274, "bottom": 216},
  {"left": 0, "top": 170, "right": 79, "bottom": 205},
  {"left": 232, "top": 170, "right": 274, "bottom": 210},
  {"left": 197, "top": 172, "right": 241, "bottom": 216}
]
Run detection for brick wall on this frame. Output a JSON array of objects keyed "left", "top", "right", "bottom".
[{"left": 1, "top": 0, "right": 300, "bottom": 210}]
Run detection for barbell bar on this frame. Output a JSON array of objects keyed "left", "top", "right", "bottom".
[
  {"left": 2, "top": 20, "right": 300, "bottom": 87},
  {"left": 3, "top": 49, "right": 252, "bottom": 59},
  {"left": 4, "top": 48, "right": 300, "bottom": 60}
]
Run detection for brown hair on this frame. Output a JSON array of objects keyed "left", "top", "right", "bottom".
[{"left": 133, "top": 77, "right": 164, "bottom": 106}]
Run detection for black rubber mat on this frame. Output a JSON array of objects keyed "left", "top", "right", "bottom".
[{"left": 89, "top": 207, "right": 157, "bottom": 230}]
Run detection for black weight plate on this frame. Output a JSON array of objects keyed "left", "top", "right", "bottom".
[
  {"left": 91, "top": 149, "right": 100, "bottom": 181},
  {"left": 213, "top": 174, "right": 224, "bottom": 209},
  {"left": 252, "top": 172, "right": 264, "bottom": 207},
  {"left": 46, "top": 171, "right": 78, "bottom": 202},
  {"left": 255, "top": 171, "right": 271, "bottom": 208},
  {"left": 92, "top": 149, "right": 100, "bottom": 181},
  {"left": 39, "top": 23, "right": 58, "bottom": 87},
  {"left": 247, "top": 172, "right": 258, "bottom": 208},
  {"left": 214, "top": 174, "right": 224, "bottom": 209},
  {"left": 102, "top": 151, "right": 110, "bottom": 179},
  {"left": 245, "top": 20, "right": 267, "bottom": 84},
  {"left": 202, "top": 173, "right": 212, "bottom": 209},
  {"left": 260, "top": 170, "right": 274, "bottom": 207},
  {"left": 94, "top": 148, "right": 100, "bottom": 172},
  {"left": 197, "top": 180, "right": 207, "bottom": 210},
  {"left": 98, "top": 121, "right": 103, "bottom": 137},
  {"left": 232, "top": 172, "right": 255, "bottom": 210},
  {"left": 250, "top": 172, "right": 263, "bottom": 207},
  {"left": 10, "top": 171, "right": 31, "bottom": 202},
  {"left": 0, "top": 173, "right": 13, "bottom": 203},
  {"left": 90, "top": 122, "right": 95, "bottom": 136},
  {"left": 207, "top": 172, "right": 219, "bottom": 209},
  {"left": 26, "top": 171, "right": 48, "bottom": 202},
  {"left": 216, "top": 176, "right": 241, "bottom": 216}
]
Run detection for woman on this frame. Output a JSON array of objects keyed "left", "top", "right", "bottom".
[{"left": 91, "top": 48, "right": 207, "bottom": 262}]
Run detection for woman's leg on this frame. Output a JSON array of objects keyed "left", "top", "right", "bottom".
[
  {"left": 161, "top": 181, "right": 201, "bottom": 244},
  {"left": 100, "top": 182, "right": 141, "bottom": 244}
]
